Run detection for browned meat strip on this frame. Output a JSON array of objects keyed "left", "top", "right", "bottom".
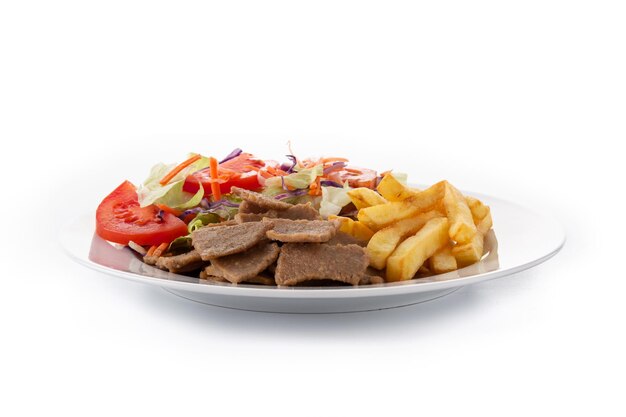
[
  {"left": 275, "top": 243, "right": 369, "bottom": 286},
  {"left": 238, "top": 200, "right": 266, "bottom": 214},
  {"left": 235, "top": 211, "right": 278, "bottom": 223},
  {"left": 263, "top": 218, "right": 338, "bottom": 243},
  {"left": 359, "top": 267, "right": 385, "bottom": 285},
  {"left": 242, "top": 273, "right": 276, "bottom": 286},
  {"left": 143, "top": 255, "right": 159, "bottom": 266},
  {"left": 279, "top": 203, "right": 320, "bottom": 220},
  {"left": 192, "top": 222, "right": 272, "bottom": 260},
  {"left": 202, "top": 265, "right": 276, "bottom": 285},
  {"left": 327, "top": 231, "right": 365, "bottom": 246},
  {"left": 199, "top": 268, "right": 228, "bottom": 282},
  {"left": 235, "top": 203, "right": 320, "bottom": 224},
  {"left": 156, "top": 250, "right": 205, "bottom": 273},
  {"left": 209, "top": 241, "right": 281, "bottom": 284},
  {"left": 230, "top": 186, "right": 292, "bottom": 211}
]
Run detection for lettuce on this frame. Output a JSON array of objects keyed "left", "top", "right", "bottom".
[
  {"left": 265, "top": 165, "right": 323, "bottom": 191},
  {"left": 188, "top": 212, "right": 221, "bottom": 233},
  {"left": 137, "top": 155, "right": 210, "bottom": 209},
  {"left": 319, "top": 182, "right": 352, "bottom": 218}
]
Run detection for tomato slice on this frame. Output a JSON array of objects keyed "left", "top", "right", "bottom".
[
  {"left": 96, "top": 181, "right": 189, "bottom": 246},
  {"left": 327, "top": 167, "right": 378, "bottom": 189},
  {"left": 183, "top": 152, "right": 265, "bottom": 195}
]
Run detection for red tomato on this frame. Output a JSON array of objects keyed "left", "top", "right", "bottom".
[
  {"left": 96, "top": 181, "right": 189, "bottom": 246},
  {"left": 183, "top": 153, "right": 265, "bottom": 195},
  {"left": 327, "top": 166, "right": 378, "bottom": 189}
]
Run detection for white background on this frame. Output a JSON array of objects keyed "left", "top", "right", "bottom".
[{"left": 1, "top": 1, "right": 624, "bottom": 416}]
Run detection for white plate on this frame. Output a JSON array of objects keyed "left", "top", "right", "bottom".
[{"left": 60, "top": 192, "right": 565, "bottom": 313}]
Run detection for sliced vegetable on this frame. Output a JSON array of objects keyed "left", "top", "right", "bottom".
[
  {"left": 319, "top": 182, "right": 353, "bottom": 218},
  {"left": 96, "top": 181, "right": 188, "bottom": 246}
]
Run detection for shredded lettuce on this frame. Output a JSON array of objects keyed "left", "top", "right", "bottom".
[
  {"left": 168, "top": 236, "right": 193, "bottom": 254},
  {"left": 319, "top": 182, "right": 352, "bottom": 218},
  {"left": 265, "top": 165, "right": 323, "bottom": 190},
  {"left": 137, "top": 155, "right": 210, "bottom": 209},
  {"left": 188, "top": 212, "right": 221, "bottom": 233}
]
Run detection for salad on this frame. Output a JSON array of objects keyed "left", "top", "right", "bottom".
[{"left": 96, "top": 148, "right": 493, "bottom": 286}]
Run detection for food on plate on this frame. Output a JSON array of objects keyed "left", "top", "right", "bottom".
[{"left": 95, "top": 148, "right": 494, "bottom": 286}]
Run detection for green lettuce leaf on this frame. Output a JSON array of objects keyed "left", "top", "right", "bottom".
[
  {"left": 264, "top": 165, "right": 323, "bottom": 190},
  {"left": 319, "top": 182, "right": 352, "bottom": 218},
  {"left": 137, "top": 155, "right": 210, "bottom": 209}
]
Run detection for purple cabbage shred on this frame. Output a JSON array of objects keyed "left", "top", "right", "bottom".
[
  {"left": 323, "top": 161, "right": 346, "bottom": 175},
  {"left": 320, "top": 180, "right": 343, "bottom": 188},
  {"left": 219, "top": 148, "right": 243, "bottom": 164}
]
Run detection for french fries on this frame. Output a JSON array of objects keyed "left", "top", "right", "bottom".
[
  {"left": 452, "top": 232, "right": 484, "bottom": 267},
  {"left": 443, "top": 182, "right": 477, "bottom": 244},
  {"left": 377, "top": 174, "right": 418, "bottom": 201},
  {"left": 328, "top": 215, "right": 375, "bottom": 242},
  {"left": 429, "top": 242, "right": 458, "bottom": 274},
  {"left": 386, "top": 217, "right": 450, "bottom": 281},
  {"left": 366, "top": 211, "right": 441, "bottom": 269},
  {"left": 358, "top": 181, "right": 446, "bottom": 230},
  {"left": 347, "top": 187, "right": 388, "bottom": 210},
  {"left": 358, "top": 200, "right": 422, "bottom": 231},
  {"left": 345, "top": 173, "right": 494, "bottom": 281},
  {"left": 465, "top": 196, "right": 490, "bottom": 223}
]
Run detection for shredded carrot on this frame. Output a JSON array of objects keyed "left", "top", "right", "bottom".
[
  {"left": 322, "top": 157, "right": 349, "bottom": 164},
  {"left": 153, "top": 242, "right": 169, "bottom": 257},
  {"left": 146, "top": 245, "right": 157, "bottom": 256},
  {"left": 345, "top": 167, "right": 363, "bottom": 175},
  {"left": 156, "top": 204, "right": 182, "bottom": 217},
  {"left": 244, "top": 165, "right": 261, "bottom": 172},
  {"left": 209, "top": 157, "right": 222, "bottom": 201},
  {"left": 159, "top": 154, "right": 201, "bottom": 186}
]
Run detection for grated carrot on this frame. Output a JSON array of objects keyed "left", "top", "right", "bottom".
[
  {"left": 322, "top": 157, "right": 349, "bottom": 164},
  {"left": 209, "top": 157, "right": 222, "bottom": 201},
  {"left": 146, "top": 245, "right": 157, "bottom": 256},
  {"left": 156, "top": 204, "right": 182, "bottom": 217},
  {"left": 159, "top": 154, "right": 201, "bottom": 186},
  {"left": 345, "top": 167, "right": 363, "bottom": 175},
  {"left": 153, "top": 242, "right": 169, "bottom": 257}
]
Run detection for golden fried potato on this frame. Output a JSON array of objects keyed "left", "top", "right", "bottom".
[
  {"left": 428, "top": 242, "right": 458, "bottom": 274},
  {"left": 377, "top": 173, "right": 418, "bottom": 201},
  {"left": 328, "top": 215, "right": 375, "bottom": 242},
  {"left": 465, "top": 196, "right": 490, "bottom": 223},
  {"left": 357, "top": 201, "right": 421, "bottom": 231},
  {"left": 386, "top": 217, "right": 450, "bottom": 281},
  {"left": 477, "top": 210, "right": 493, "bottom": 235},
  {"left": 347, "top": 187, "right": 388, "bottom": 210},
  {"left": 358, "top": 181, "right": 446, "bottom": 230},
  {"left": 443, "top": 182, "right": 477, "bottom": 245},
  {"left": 366, "top": 211, "right": 441, "bottom": 269},
  {"left": 452, "top": 231, "right": 484, "bottom": 267}
]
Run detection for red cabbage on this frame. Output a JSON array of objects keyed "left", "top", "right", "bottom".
[{"left": 219, "top": 148, "right": 243, "bottom": 164}]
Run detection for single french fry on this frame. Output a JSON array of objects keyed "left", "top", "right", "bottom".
[
  {"left": 443, "top": 182, "right": 477, "bottom": 244},
  {"left": 452, "top": 231, "right": 484, "bottom": 267},
  {"left": 386, "top": 217, "right": 450, "bottom": 281},
  {"left": 366, "top": 210, "right": 441, "bottom": 269},
  {"left": 347, "top": 187, "right": 388, "bottom": 210},
  {"left": 357, "top": 201, "right": 421, "bottom": 231},
  {"left": 428, "top": 242, "right": 458, "bottom": 274},
  {"left": 328, "top": 215, "right": 375, "bottom": 242},
  {"left": 477, "top": 210, "right": 493, "bottom": 235},
  {"left": 465, "top": 196, "right": 490, "bottom": 223},
  {"left": 377, "top": 173, "right": 418, "bottom": 201}
]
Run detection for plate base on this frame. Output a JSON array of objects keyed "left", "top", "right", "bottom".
[{"left": 163, "top": 286, "right": 461, "bottom": 314}]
